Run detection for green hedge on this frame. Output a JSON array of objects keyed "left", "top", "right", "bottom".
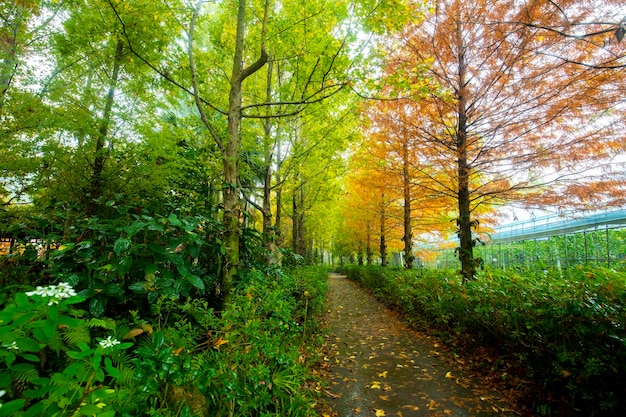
[{"left": 344, "top": 265, "right": 626, "bottom": 416}]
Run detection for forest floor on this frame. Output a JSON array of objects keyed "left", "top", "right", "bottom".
[{"left": 317, "top": 273, "right": 525, "bottom": 417}]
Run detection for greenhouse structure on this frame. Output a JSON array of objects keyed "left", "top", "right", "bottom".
[{"left": 428, "top": 209, "right": 626, "bottom": 270}]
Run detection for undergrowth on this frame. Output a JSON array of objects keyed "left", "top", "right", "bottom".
[
  {"left": 0, "top": 266, "right": 329, "bottom": 417},
  {"left": 343, "top": 265, "right": 626, "bottom": 417}
]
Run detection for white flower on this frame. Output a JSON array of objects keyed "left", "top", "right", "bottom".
[
  {"left": 99, "top": 336, "right": 121, "bottom": 349},
  {"left": 3, "top": 341, "right": 18, "bottom": 350},
  {"left": 0, "top": 389, "right": 4, "bottom": 408},
  {"left": 25, "top": 282, "right": 77, "bottom": 305}
]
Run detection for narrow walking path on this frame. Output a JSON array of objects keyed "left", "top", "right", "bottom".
[{"left": 320, "top": 273, "right": 519, "bottom": 417}]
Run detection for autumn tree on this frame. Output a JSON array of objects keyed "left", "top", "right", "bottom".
[
  {"left": 339, "top": 143, "right": 404, "bottom": 266},
  {"left": 376, "top": 0, "right": 626, "bottom": 280}
]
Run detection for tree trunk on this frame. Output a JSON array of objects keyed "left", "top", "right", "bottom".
[
  {"left": 455, "top": 19, "right": 475, "bottom": 282},
  {"left": 402, "top": 137, "right": 414, "bottom": 269},
  {"left": 88, "top": 38, "right": 124, "bottom": 215},
  {"left": 262, "top": 60, "right": 274, "bottom": 243},
  {"left": 380, "top": 194, "right": 387, "bottom": 267},
  {"left": 221, "top": 0, "right": 268, "bottom": 299},
  {"left": 292, "top": 181, "right": 306, "bottom": 257},
  {"left": 366, "top": 221, "right": 372, "bottom": 266}
]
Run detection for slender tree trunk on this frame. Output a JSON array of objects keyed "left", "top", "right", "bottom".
[
  {"left": 366, "top": 221, "right": 373, "bottom": 266},
  {"left": 221, "top": 0, "right": 268, "bottom": 298},
  {"left": 402, "top": 136, "right": 414, "bottom": 269},
  {"left": 262, "top": 60, "right": 274, "bottom": 243},
  {"left": 292, "top": 181, "right": 306, "bottom": 257},
  {"left": 455, "top": 19, "right": 475, "bottom": 282},
  {"left": 88, "top": 39, "right": 124, "bottom": 215},
  {"left": 380, "top": 195, "right": 387, "bottom": 267},
  {"left": 275, "top": 182, "right": 283, "bottom": 244}
]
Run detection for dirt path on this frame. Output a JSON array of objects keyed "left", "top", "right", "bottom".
[{"left": 320, "top": 273, "right": 519, "bottom": 417}]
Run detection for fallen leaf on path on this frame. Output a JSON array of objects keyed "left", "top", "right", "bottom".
[
  {"left": 375, "top": 409, "right": 386, "bottom": 416},
  {"left": 402, "top": 405, "right": 419, "bottom": 411},
  {"left": 353, "top": 406, "right": 362, "bottom": 414},
  {"left": 379, "top": 395, "right": 389, "bottom": 401},
  {"left": 370, "top": 381, "right": 382, "bottom": 389},
  {"left": 378, "top": 371, "right": 388, "bottom": 378},
  {"left": 428, "top": 399, "right": 437, "bottom": 410},
  {"left": 445, "top": 371, "right": 454, "bottom": 378}
]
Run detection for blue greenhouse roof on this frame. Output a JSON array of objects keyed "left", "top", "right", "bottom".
[{"left": 488, "top": 209, "right": 626, "bottom": 244}]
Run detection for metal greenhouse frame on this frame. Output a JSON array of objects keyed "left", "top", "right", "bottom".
[{"left": 428, "top": 209, "right": 626, "bottom": 270}]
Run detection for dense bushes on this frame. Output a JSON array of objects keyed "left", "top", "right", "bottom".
[
  {"left": 344, "top": 265, "right": 626, "bottom": 416},
  {"left": 0, "top": 264, "right": 329, "bottom": 416}
]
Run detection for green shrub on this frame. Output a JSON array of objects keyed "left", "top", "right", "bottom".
[
  {"left": 0, "top": 266, "right": 328, "bottom": 417},
  {"left": 0, "top": 282, "right": 132, "bottom": 417}
]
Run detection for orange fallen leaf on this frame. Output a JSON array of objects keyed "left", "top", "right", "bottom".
[
  {"left": 428, "top": 400, "right": 437, "bottom": 410},
  {"left": 379, "top": 395, "right": 389, "bottom": 401},
  {"left": 213, "top": 336, "right": 229, "bottom": 349},
  {"left": 123, "top": 328, "right": 144, "bottom": 339}
]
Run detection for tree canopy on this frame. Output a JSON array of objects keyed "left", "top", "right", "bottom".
[{"left": 1, "top": 0, "right": 625, "bottom": 288}]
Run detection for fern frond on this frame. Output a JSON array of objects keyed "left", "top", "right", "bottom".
[
  {"left": 46, "top": 331, "right": 63, "bottom": 355},
  {"left": 12, "top": 367, "right": 39, "bottom": 383},
  {"left": 88, "top": 318, "right": 116, "bottom": 330},
  {"left": 62, "top": 325, "right": 91, "bottom": 349},
  {"left": 117, "top": 366, "right": 135, "bottom": 387}
]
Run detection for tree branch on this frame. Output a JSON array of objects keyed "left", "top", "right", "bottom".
[
  {"left": 104, "top": 0, "right": 227, "bottom": 116},
  {"left": 188, "top": 0, "right": 224, "bottom": 151}
]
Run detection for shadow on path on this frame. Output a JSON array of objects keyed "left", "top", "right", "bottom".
[{"left": 321, "top": 273, "right": 520, "bottom": 417}]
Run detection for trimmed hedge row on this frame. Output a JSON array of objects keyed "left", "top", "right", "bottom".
[{"left": 343, "top": 265, "right": 626, "bottom": 416}]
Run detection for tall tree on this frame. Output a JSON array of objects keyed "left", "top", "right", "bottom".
[
  {"left": 374, "top": 0, "right": 626, "bottom": 280},
  {"left": 105, "top": 0, "right": 386, "bottom": 298}
]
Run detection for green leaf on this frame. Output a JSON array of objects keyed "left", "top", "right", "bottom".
[
  {"left": 186, "top": 274, "right": 205, "bottom": 291},
  {"left": 79, "top": 404, "right": 103, "bottom": 415},
  {"left": 104, "top": 357, "right": 121, "bottom": 378},
  {"left": 116, "top": 256, "right": 132, "bottom": 276},
  {"left": 16, "top": 337, "right": 41, "bottom": 352},
  {"left": 113, "top": 238, "right": 131, "bottom": 255},
  {"left": 145, "top": 263, "right": 158, "bottom": 275},
  {"left": 89, "top": 297, "right": 106, "bottom": 318},
  {"left": 55, "top": 243, "right": 75, "bottom": 254},
  {"left": 153, "top": 331, "right": 164, "bottom": 349},
  {"left": 167, "top": 213, "right": 182, "bottom": 227},
  {"left": 66, "top": 349, "right": 92, "bottom": 359},
  {"left": 21, "top": 353, "right": 41, "bottom": 362},
  {"left": 43, "top": 318, "right": 56, "bottom": 339},
  {"left": 11, "top": 363, "right": 35, "bottom": 372},
  {"left": 0, "top": 399, "right": 26, "bottom": 416},
  {"left": 148, "top": 243, "right": 165, "bottom": 255}
]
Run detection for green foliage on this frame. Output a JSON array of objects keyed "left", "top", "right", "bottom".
[
  {"left": 0, "top": 282, "right": 132, "bottom": 417},
  {"left": 0, "top": 203, "right": 226, "bottom": 317},
  {"left": 0, "top": 264, "right": 328, "bottom": 417},
  {"left": 344, "top": 264, "right": 626, "bottom": 416}
]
